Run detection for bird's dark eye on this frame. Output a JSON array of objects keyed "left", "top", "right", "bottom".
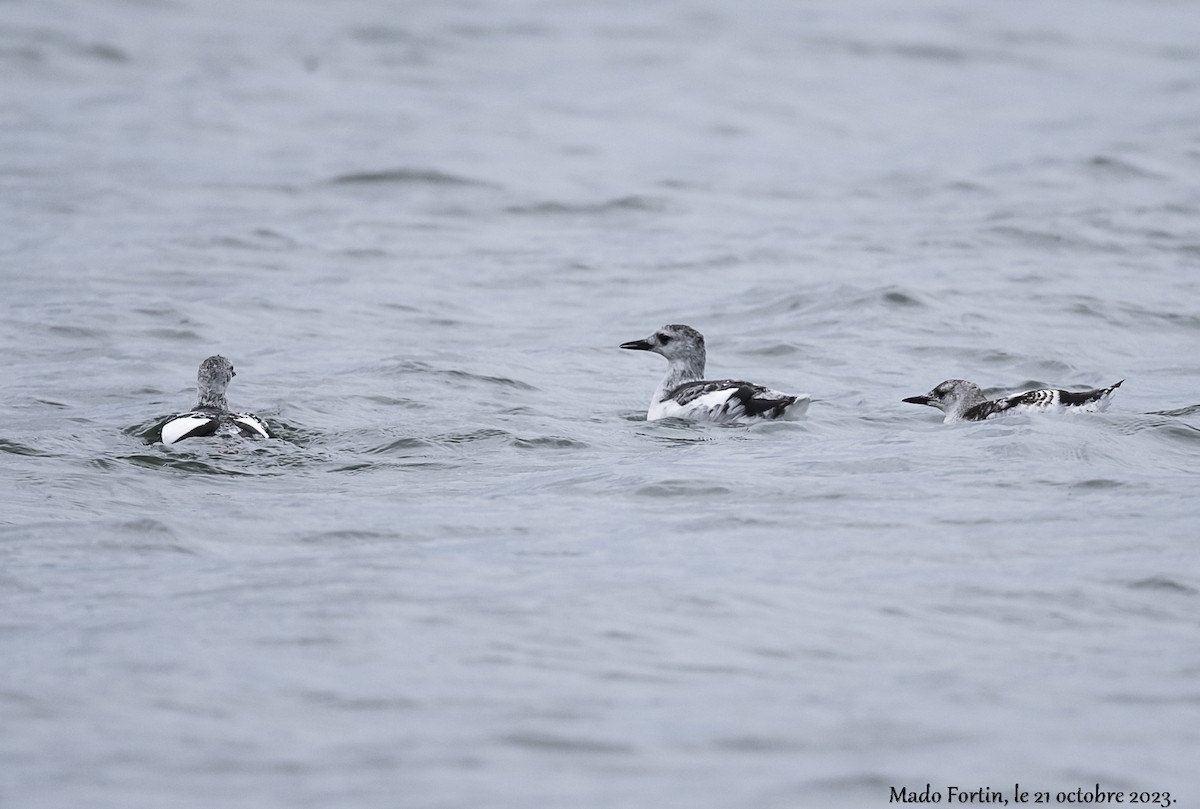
[{"left": 658, "top": 333, "right": 672, "bottom": 345}]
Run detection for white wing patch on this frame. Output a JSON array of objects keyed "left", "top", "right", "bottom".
[
  {"left": 991, "top": 389, "right": 1058, "bottom": 416},
  {"left": 649, "top": 387, "right": 742, "bottom": 421},
  {"left": 232, "top": 414, "right": 270, "bottom": 439},
  {"left": 649, "top": 387, "right": 810, "bottom": 422},
  {"left": 161, "top": 413, "right": 269, "bottom": 443},
  {"left": 161, "top": 414, "right": 216, "bottom": 445}
]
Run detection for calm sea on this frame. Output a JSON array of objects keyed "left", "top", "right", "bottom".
[{"left": 2, "top": 0, "right": 1198, "bottom": 807}]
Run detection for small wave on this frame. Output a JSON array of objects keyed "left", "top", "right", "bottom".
[
  {"left": 7, "top": 33, "right": 130, "bottom": 66},
  {"left": 1129, "top": 576, "right": 1197, "bottom": 595},
  {"left": 297, "top": 529, "right": 399, "bottom": 544},
  {"left": 361, "top": 427, "right": 579, "bottom": 462},
  {"left": 356, "top": 394, "right": 428, "bottom": 410},
  {"left": 444, "top": 369, "right": 537, "bottom": 391},
  {"left": 255, "top": 417, "right": 314, "bottom": 446},
  {"left": 656, "top": 252, "right": 746, "bottom": 271},
  {"left": 498, "top": 732, "right": 633, "bottom": 755},
  {"left": 143, "top": 328, "right": 203, "bottom": 341},
  {"left": 506, "top": 195, "right": 667, "bottom": 216},
  {"left": 447, "top": 21, "right": 550, "bottom": 41},
  {"left": 325, "top": 168, "right": 496, "bottom": 188},
  {"left": 113, "top": 518, "right": 176, "bottom": 539},
  {"left": 637, "top": 481, "right": 733, "bottom": 497},
  {"left": 365, "top": 436, "right": 434, "bottom": 455},
  {"left": 73, "top": 42, "right": 130, "bottom": 62},
  {"left": 113, "top": 453, "right": 267, "bottom": 476},
  {"left": 509, "top": 435, "right": 588, "bottom": 451},
  {"left": 711, "top": 735, "right": 809, "bottom": 753},
  {"left": 210, "top": 229, "right": 298, "bottom": 252},
  {"left": 1120, "top": 305, "right": 1200, "bottom": 330},
  {"left": 1147, "top": 421, "right": 1200, "bottom": 443},
  {"left": 1087, "top": 155, "right": 1166, "bottom": 180},
  {"left": 812, "top": 36, "right": 964, "bottom": 62},
  {"left": 47, "top": 324, "right": 105, "bottom": 339},
  {"left": 1148, "top": 404, "right": 1200, "bottom": 417},
  {"left": 124, "top": 418, "right": 169, "bottom": 444},
  {"left": 986, "top": 225, "right": 1073, "bottom": 249},
  {"left": 349, "top": 25, "right": 414, "bottom": 44},
  {"left": 431, "top": 428, "right": 512, "bottom": 447},
  {"left": 738, "top": 284, "right": 926, "bottom": 318},
  {"left": 378, "top": 361, "right": 537, "bottom": 391},
  {"left": 1069, "top": 478, "right": 1125, "bottom": 490},
  {"left": 0, "top": 438, "right": 40, "bottom": 457},
  {"left": 888, "top": 42, "right": 969, "bottom": 63},
  {"left": 419, "top": 429, "right": 589, "bottom": 454},
  {"left": 740, "top": 341, "right": 804, "bottom": 357},
  {"left": 881, "top": 289, "right": 924, "bottom": 307}
]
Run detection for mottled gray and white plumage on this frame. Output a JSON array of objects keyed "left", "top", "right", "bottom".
[
  {"left": 620, "top": 324, "right": 810, "bottom": 422},
  {"left": 160, "top": 355, "right": 270, "bottom": 444},
  {"left": 903, "top": 378, "right": 1123, "bottom": 424}
]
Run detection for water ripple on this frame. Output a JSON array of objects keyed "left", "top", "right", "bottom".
[
  {"left": 506, "top": 195, "right": 668, "bottom": 216},
  {"left": 1128, "top": 577, "right": 1197, "bottom": 595},
  {"left": 325, "top": 168, "right": 498, "bottom": 188},
  {"left": 0, "top": 439, "right": 40, "bottom": 457},
  {"left": 498, "top": 732, "right": 633, "bottom": 755}
]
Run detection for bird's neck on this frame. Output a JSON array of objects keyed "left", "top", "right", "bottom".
[
  {"left": 948, "top": 391, "right": 988, "bottom": 421},
  {"left": 655, "top": 356, "right": 705, "bottom": 401},
  {"left": 196, "top": 388, "right": 229, "bottom": 411}
]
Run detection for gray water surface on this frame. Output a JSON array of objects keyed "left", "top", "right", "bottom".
[{"left": 3, "top": 0, "right": 1199, "bottom": 807}]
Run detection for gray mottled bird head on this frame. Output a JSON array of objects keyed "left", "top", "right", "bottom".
[
  {"left": 903, "top": 379, "right": 987, "bottom": 418},
  {"left": 196, "top": 355, "right": 235, "bottom": 409},
  {"left": 619, "top": 324, "right": 706, "bottom": 367}
]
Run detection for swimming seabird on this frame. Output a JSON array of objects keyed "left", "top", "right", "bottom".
[
  {"left": 903, "top": 378, "right": 1123, "bottom": 424},
  {"left": 160, "top": 355, "right": 270, "bottom": 444},
  {"left": 620, "top": 324, "right": 810, "bottom": 422}
]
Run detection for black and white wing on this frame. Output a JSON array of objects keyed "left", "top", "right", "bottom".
[
  {"left": 230, "top": 413, "right": 270, "bottom": 439},
  {"left": 664, "top": 379, "right": 807, "bottom": 421},
  {"left": 968, "top": 380, "right": 1124, "bottom": 420},
  {"left": 161, "top": 412, "right": 220, "bottom": 444},
  {"left": 160, "top": 411, "right": 270, "bottom": 444},
  {"left": 1057, "top": 380, "right": 1124, "bottom": 410},
  {"left": 984, "top": 387, "right": 1059, "bottom": 417}
]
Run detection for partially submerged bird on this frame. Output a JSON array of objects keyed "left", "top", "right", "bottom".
[
  {"left": 903, "top": 378, "right": 1123, "bottom": 424},
  {"left": 160, "top": 355, "right": 270, "bottom": 444},
  {"left": 620, "top": 324, "right": 810, "bottom": 422}
]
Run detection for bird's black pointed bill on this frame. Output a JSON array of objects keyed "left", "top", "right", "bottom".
[
  {"left": 620, "top": 339, "right": 653, "bottom": 351},
  {"left": 903, "top": 395, "right": 933, "bottom": 405}
]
